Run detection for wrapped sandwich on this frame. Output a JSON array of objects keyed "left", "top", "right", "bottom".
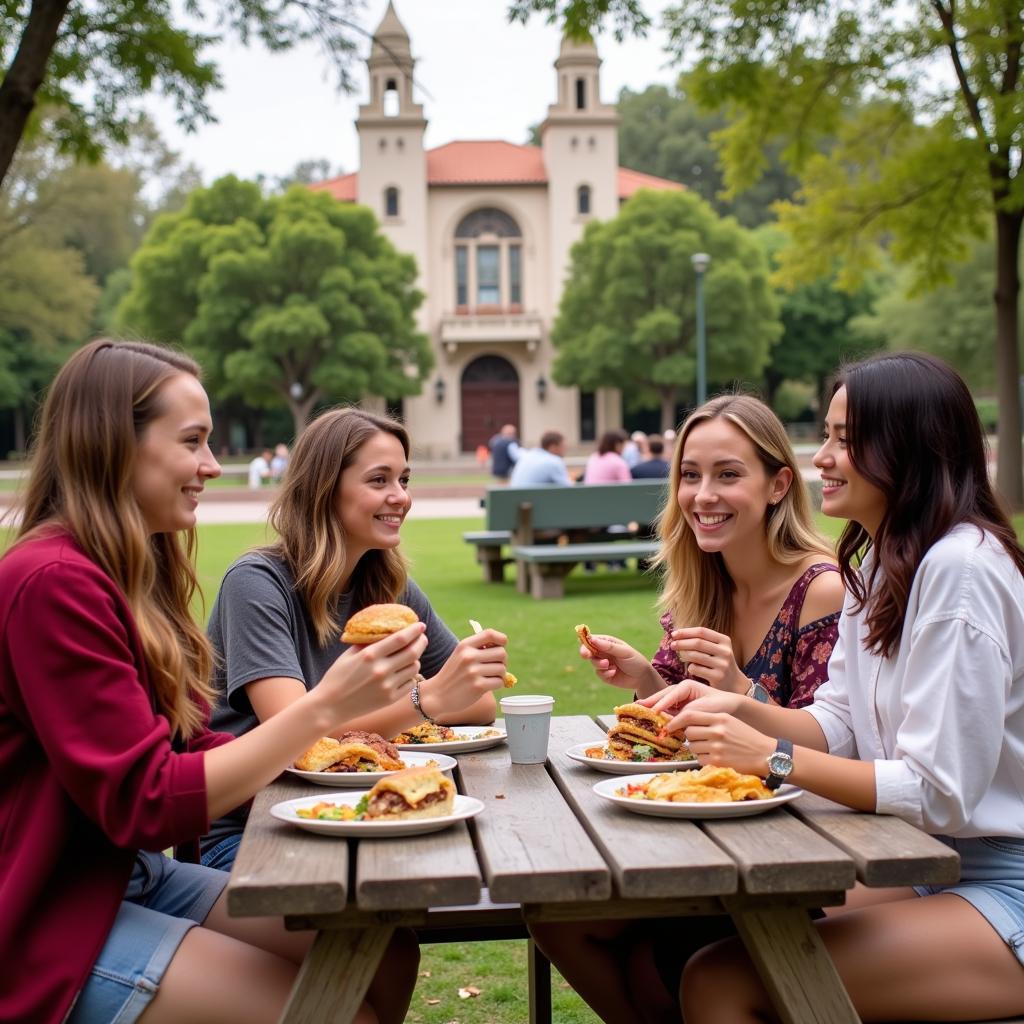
[
  {"left": 363, "top": 765, "right": 455, "bottom": 821},
  {"left": 294, "top": 730, "right": 405, "bottom": 773}
]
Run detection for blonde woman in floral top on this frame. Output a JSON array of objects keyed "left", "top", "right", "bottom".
[{"left": 531, "top": 395, "right": 843, "bottom": 1024}]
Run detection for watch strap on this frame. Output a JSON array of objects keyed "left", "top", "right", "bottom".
[{"left": 765, "top": 737, "right": 794, "bottom": 791}]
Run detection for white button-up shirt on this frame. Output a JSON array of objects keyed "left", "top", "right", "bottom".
[{"left": 806, "top": 525, "right": 1024, "bottom": 837}]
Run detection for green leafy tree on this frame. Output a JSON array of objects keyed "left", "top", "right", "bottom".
[
  {"left": 617, "top": 85, "right": 799, "bottom": 228},
  {"left": 551, "top": 189, "right": 781, "bottom": 430},
  {"left": 756, "top": 226, "right": 882, "bottom": 414},
  {"left": 0, "top": 1, "right": 364, "bottom": 189},
  {"left": 116, "top": 176, "right": 432, "bottom": 435},
  {"left": 515, "top": 0, "right": 1024, "bottom": 506}
]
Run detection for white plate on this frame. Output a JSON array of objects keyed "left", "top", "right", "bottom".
[
  {"left": 565, "top": 741, "right": 699, "bottom": 775},
  {"left": 393, "top": 725, "right": 507, "bottom": 753},
  {"left": 286, "top": 751, "right": 457, "bottom": 787},
  {"left": 593, "top": 773, "right": 803, "bottom": 819},
  {"left": 270, "top": 790, "right": 485, "bottom": 837}
]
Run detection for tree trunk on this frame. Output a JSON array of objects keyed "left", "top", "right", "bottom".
[
  {"left": 0, "top": 0, "right": 71, "bottom": 189},
  {"left": 13, "top": 404, "right": 26, "bottom": 454},
  {"left": 289, "top": 394, "right": 318, "bottom": 437},
  {"left": 993, "top": 209, "right": 1024, "bottom": 509},
  {"left": 659, "top": 388, "right": 678, "bottom": 433}
]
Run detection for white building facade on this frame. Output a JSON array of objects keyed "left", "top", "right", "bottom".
[{"left": 312, "top": 2, "right": 681, "bottom": 458}]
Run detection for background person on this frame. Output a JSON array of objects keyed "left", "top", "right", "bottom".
[
  {"left": 203, "top": 408, "right": 508, "bottom": 870},
  {"left": 0, "top": 339, "right": 419, "bottom": 1024},
  {"left": 531, "top": 394, "right": 844, "bottom": 1024},
  {"left": 630, "top": 435, "right": 670, "bottom": 479},
  {"left": 269, "top": 443, "right": 289, "bottom": 483},
  {"left": 488, "top": 423, "right": 520, "bottom": 482},
  {"left": 247, "top": 448, "right": 272, "bottom": 489},
  {"left": 583, "top": 429, "right": 632, "bottom": 484},
  {"left": 509, "top": 430, "right": 572, "bottom": 486},
  {"left": 654, "top": 353, "right": 1024, "bottom": 1024}
]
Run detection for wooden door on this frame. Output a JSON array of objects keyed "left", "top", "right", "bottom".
[{"left": 460, "top": 356, "right": 520, "bottom": 451}]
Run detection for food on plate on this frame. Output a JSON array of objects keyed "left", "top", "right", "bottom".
[
  {"left": 293, "top": 731, "right": 405, "bottom": 773},
  {"left": 364, "top": 765, "right": 455, "bottom": 821},
  {"left": 602, "top": 702, "right": 690, "bottom": 762},
  {"left": 296, "top": 799, "right": 364, "bottom": 821},
  {"left": 390, "top": 722, "right": 503, "bottom": 745},
  {"left": 575, "top": 623, "right": 602, "bottom": 656},
  {"left": 341, "top": 602, "right": 419, "bottom": 644},
  {"left": 618, "top": 765, "right": 773, "bottom": 803}
]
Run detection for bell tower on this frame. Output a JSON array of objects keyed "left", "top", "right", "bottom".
[{"left": 355, "top": 2, "right": 428, "bottom": 283}]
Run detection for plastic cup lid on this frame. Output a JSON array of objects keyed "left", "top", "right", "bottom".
[{"left": 500, "top": 694, "right": 555, "bottom": 713}]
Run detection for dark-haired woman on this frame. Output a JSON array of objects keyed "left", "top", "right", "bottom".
[
  {"left": 202, "top": 407, "right": 508, "bottom": 870},
  {"left": 0, "top": 340, "right": 420, "bottom": 1024},
  {"left": 648, "top": 352, "right": 1024, "bottom": 1022}
]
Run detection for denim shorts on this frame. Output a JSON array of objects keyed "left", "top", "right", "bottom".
[
  {"left": 67, "top": 851, "right": 229, "bottom": 1024},
  {"left": 199, "top": 832, "right": 242, "bottom": 872},
  {"left": 914, "top": 834, "right": 1024, "bottom": 966}
]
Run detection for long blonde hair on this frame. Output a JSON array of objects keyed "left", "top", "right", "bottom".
[
  {"left": 266, "top": 408, "right": 409, "bottom": 645},
  {"left": 653, "top": 394, "right": 833, "bottom": 636},
  {"left": 16, "top": 338, "right": 215, "bottom": 740}
]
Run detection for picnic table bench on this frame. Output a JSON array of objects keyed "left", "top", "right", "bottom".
[
  {"left": 224, "top": 715, "right": 992, "bottom": 1024},
  {"left": 464, "top": 480, "right": 668, "bottom": 597}
]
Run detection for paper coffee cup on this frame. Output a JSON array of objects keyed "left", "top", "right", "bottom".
[{"left": 500, "top": 694, "right": 554, "bottom": 764}]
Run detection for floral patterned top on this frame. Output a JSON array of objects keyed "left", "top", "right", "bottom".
[{"left": 651, "top": 563, "right": 840, "bottom": 709}]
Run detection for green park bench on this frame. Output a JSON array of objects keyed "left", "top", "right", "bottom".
[{"left": 464, "top": 480, "right": 669, "bottom": 598}]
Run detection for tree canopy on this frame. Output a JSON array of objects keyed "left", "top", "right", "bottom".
[
  {"left": 517, "top": 0, "right": 1024, "bottom": 507},
  {"left": 0, "top": 1, "right": 363, "bottom": 188},
  {"left": 115, "top": 177, "right": 432, "bottom": 435},
  {"left": 551, "top": 188, "right": 781, "bottom": 430}
]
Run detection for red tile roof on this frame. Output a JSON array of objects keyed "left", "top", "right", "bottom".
[{"left": 309, "top": 141, "right": 684, "bottom": 200}]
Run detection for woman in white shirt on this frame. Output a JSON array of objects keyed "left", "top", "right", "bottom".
[{"left": 648, "top": 352, "right": 1024, "bottom": 1022}]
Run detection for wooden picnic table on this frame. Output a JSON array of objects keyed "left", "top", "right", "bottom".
[{"left": 226, "top": 715, "right": 961, "bottom": 1024}]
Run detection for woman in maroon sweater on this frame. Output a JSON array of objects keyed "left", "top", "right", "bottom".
[{"left": 0, "top": 339, "right": 422, "bottom": 1024}]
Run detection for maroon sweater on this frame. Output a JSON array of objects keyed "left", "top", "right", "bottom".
[{"left": 0, "top": 532, "right": 232, "bottom": 1023}]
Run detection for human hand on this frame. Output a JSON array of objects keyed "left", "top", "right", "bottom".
[
  {"left": 668, "top": 698, "right": 775, "bottom": 776},
  {"left": 642, "top": 680, "right": 741, "bottom": 724},
  {"left": 579, "top": 632, "right": 661, "bottom": 694},
  {"left": 669, "top": 627, "right": 747, "bottom": 693},
  {"left": 318, "top": 622, "right": 427, "bottom": 722},
  {"left": 420, "top": 629, "right": 509, "bottom": 714}
]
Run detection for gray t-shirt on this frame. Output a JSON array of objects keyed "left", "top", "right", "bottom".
[{"left": 203, "top": 550, "right": 457, "bottom": 851}]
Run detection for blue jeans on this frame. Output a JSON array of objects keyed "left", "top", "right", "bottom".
[
  {"left": 67, "top": 851, "right": 228, "bottom": 1023},
  {"left": 200, "top": 832, "right": 242, "bottom": 871}
]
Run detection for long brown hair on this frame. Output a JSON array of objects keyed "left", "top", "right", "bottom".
[
  {"left": 266, "top": 408, "right": 409, "bottom": 645},
  {"left": 16, "top": 338, "right": 215, "bottom": 739},
  {"left": 654, "top": 394, "right": 834, "bottom": 636},
  {"left": 835, "top": 351, "right": 1024, "bottom": 657}
]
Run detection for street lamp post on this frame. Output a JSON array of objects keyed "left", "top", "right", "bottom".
[{"left": 691, "top": 252, "right": 711, "bottom": 406}]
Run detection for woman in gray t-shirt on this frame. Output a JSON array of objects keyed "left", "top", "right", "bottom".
[{"left": 202, "top": 408, "right": 507, "bottom": 868}]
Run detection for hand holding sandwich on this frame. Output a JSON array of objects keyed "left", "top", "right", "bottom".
[{"left": 577, "top": 630, "right": 665, "bottom": 698}]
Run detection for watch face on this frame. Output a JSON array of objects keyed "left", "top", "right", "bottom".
[{"left": 767, "top": 751, "right": 793, "bottom": 777}]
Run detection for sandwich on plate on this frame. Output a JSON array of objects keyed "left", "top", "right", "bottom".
[
  {"left": 364, "top": 765, "right": 455, "bottom": 820},
  {"left": 294, "top": 730, "right": 405, "bottom": 773},
  {"left": 605, "top": 702, "right": 689, "bottom": 762}
]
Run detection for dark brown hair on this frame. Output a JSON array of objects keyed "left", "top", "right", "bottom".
[
  {"left": 597, "top": 429, "right": 626, "bottom": 455},
  {"left": 835, "top": 351, "right": 1024, "bottom": 657}
]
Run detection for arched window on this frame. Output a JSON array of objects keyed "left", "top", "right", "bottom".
[
  {"left": 453, "top": 207, "right": 524, "bottom": 312},
  {"left": 384, "top": 77, "right": 399, "bottom": 117},
  {"left": 575, "top": 77, "right": 587, "bottom": 110},
  {"left": 577, "top": 185, "right": 591, "bottom": 216},
  {"left": 384, "top": 187, "right": 399, "bottom": 217}
]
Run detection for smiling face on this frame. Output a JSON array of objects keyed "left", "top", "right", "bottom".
[
  {"left": 131, "top": 373, "right": 221, "bottom": 534},
  {"left": 334, "top": 430, "right": 411, "bottom": 561},
  {"left": 676, "top": 417, "right": 791, "bottom": 556},
  {"left": 813, "top": 386, "right": 887, "bottom": 536}
]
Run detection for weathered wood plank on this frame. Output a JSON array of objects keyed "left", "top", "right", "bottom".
[
  {"left": 704, "top": 811, "right": 856, "bottom": 895},
  {"left": 280, "top": 926, "right": 393, "bottom": 1024},
  {"left": 354, "top": 821, "right": 482, "bottom": 910},
  {"left": 725, "top": 898, "right": 860, "bottom": 1024},
  {"left": 792, "top": 792, "right": 961, "bottom": 887},
  {"left": 546, "top": 716, "right": 737, "bottom": 899},
  {"left": 456, "top": 745, "right": 611, "bottom": 905},
  {"left": 228, "top": 777, "right": 349, "bottom": 918}
]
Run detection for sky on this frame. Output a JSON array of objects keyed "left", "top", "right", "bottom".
[{"left": 145, "top": 0, "right": 681, "bottom": 184}]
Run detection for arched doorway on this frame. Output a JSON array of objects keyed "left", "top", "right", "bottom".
[{"left": 460, "top": 356, "right": 519, "bottom": 452}]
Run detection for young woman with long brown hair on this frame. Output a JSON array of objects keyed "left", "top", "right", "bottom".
[
  {"left": 0, "top": 339, "right": 421, "bottom": 1024},
  {"left": 531, "top": 394, "right": 845, "bottom": 1023},
  {"left": 202, "top": 407, "right": 508, "bottom": 868},
  {"left": 652, "top": 353, "right": 1024, "bottom": 1022}
]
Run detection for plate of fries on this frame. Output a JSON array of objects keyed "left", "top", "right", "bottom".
[{"left": 593, "top": 766, "right": 802, "bottom": 819}]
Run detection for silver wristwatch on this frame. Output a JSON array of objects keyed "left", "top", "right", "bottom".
[
  {"left": 745, "top": 680, "right": 770, "bottom": 703},
  {"left": 410, "top": 681, "right": 436, "bottom": 723},
  {"left": 765, "top": 738, "right": 794, "bottom": 790}
]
